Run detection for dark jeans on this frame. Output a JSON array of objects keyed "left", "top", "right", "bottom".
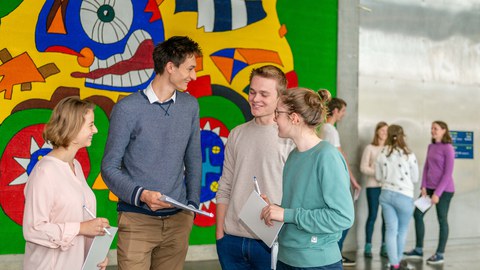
[
  {"left": 338, "top": 229, "right": 349, "bottom": 252},
  {"left": 365, "top": 187, "right": 386, "bottom": 244},
  {"left": 216, "top": 233, "right": 271, "bottom": 270},
  {"left": 277, "top": 260, "right": 343, "bottom": 270},
  {"left": 414, "top": 189, "right": 454, "bottom": 253}
]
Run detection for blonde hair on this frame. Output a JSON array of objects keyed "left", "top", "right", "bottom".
[
  {"left": 43, "top": 97, "right": 95, "bottom": 148},
  {"left": 279, "top": 87, "right": 331, "bottom": 128},
  {"left": 250, "top": 65, "right": 287, "bottom": 95}
]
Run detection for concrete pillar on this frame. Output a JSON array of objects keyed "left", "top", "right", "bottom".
[{"left": 337, "top": 0, "right": 360, "bottom": 253}]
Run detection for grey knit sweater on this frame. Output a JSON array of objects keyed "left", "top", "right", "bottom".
[{"left": 101, "top": 90, "right": 202, "bottom": 216}]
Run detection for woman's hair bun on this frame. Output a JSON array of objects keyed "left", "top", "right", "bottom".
[{"left": 317, "top": 89, "right": 331, "bottom": 103}]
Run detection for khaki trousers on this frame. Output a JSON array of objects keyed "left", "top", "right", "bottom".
[{"left": 117, "top": 211, "right": 194, "bottom": 270}]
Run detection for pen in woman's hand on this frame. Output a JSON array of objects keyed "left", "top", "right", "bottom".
[{"left": 83, "top": 205, "right": 111, "bottom": 236}]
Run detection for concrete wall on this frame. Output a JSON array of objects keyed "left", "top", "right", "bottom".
[{"left": 356, "top": 0, "right": 480, "bottom": 254}]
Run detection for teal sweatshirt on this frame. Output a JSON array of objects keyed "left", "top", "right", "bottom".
[{"left": 279, "top": 141, "right": 355, "bottom": 267}]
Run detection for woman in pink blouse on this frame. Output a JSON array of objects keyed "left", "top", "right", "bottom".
[{"left": 23, "top": 97, "right": 110, "bottom": 270}]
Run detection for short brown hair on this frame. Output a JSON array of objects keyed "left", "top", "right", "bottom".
[
  {"left": 249, "top": 65, "right": 287, "bottom": 95},
  {"left": 43, "top": 97, "right": 95, "bottom": 148},
  {"left": 153, "top": 36, "right": 202, "bottom": 75},
  {"left": 327, "top": 97, "right": 347, "bottom": 117}
]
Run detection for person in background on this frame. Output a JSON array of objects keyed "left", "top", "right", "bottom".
[
  {"left": 360, "top": 121, "right": 389, "bottom": 258},
  {"left": 320, "top": 97, "right": 361, "bottom": 267},
  {"left": 376, "top": 125, "right": 419, "bottom": 270},
  {"left": 23, "top": 97, "right": 109, "bottom": 270},
  {"left": 404, "top": 121, "right": 455, "bottom": 265},
  {"left": 261, "top": 87, "right": 354, "bottom": 270},
  {"left": 215, "top": 65, "right": 294, "bottom": 269},
  {"left": 101, "top": 36, "right": 202, "bottom": 270}
]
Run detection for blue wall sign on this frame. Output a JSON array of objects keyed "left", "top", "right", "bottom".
[{"left": 450, "top": 131, "right": 474, "bottom": 159}]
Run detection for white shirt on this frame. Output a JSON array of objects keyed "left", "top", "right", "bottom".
[
  {"left": 320, "top": 123, "right": 340, "bottom": 147},
  {"left": 144, "top": 82, "right": 176, "bottom": 104}
]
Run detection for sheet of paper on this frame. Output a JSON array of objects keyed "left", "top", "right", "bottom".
[
  {"left": 353, "top": 188, "right": 360, "bottom": 201},
  {"left": 238, "top": 191, "right": 283, "bottom": 248},
  {"left": 414, "top": 196, "right": 432, "bottom": 213},
  {"left": 82, "top": 226, "right": 118, "bottom": 270},
  {"left": 159, "top": 195, "right": 214, "bottom": 217}
]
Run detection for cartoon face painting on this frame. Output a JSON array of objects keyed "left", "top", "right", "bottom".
[{"left": 35, "top": 0, "right": 165, "bottom": 92}]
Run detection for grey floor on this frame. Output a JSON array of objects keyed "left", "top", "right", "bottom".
[{"left": 107, "top": 240, "right": 478, "bottom": 269}]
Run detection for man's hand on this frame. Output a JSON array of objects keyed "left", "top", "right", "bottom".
[
  {"left": 140, "top": 190, "right": 172, "bottom": 211},
  {"left": 351, "top": 175, "right": 361, "bottom": 192}
]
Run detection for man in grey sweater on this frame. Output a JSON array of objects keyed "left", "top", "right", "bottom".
[{"left": 101, "top": 36, "right": 202, "bottom": 270}]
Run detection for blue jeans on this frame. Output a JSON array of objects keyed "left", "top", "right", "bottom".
[
  {"left": 277, "top": 260, "right": 343, "bottom": 270},
  {"left": 365, "top": 187, "right": 385, "bottom": 244},
  {"left": 380, "top": 190, "right": 414, "bottom": 266},
  {"left": 216, "top": 233, "right": 271, "bottom": 270}
]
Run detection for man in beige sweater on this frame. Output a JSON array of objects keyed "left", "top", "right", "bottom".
[{"left": 215, "top": 65, "right": 294, "bottom": 269}]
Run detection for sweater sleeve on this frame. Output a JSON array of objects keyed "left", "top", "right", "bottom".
[
  {"left": 434, "top": 145, "right": 455, "bottom": 197},
  {"left": 101, "top": 103, "right": 144, "bottom": 206},
  {"left": 23, "top": 167, "right": 80, "bottom": 250},
  {"left": 183, "top": 103, "right": 202, "bottom": 207},
  {"left": 375, "top": 153, "right": 385, "bottom": 183},
  {"left": 421, "top": 145, "right": 431, "bottom": 189},
  {"left": 215, "top": 129, "right": 236, "bottom": 205},
  {"left": 283, "top": 150, "right": 354, "bottom": 234},
  {"left": 360, "top": 145, "right": 375, "bottom": 177}
]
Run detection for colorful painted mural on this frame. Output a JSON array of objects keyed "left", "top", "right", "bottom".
[{"left": 0, "top": 0, "right": 337, "bottom": 254}]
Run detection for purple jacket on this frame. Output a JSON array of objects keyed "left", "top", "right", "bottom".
[{"left": 422, "top": 143, "right": 455, "bottom": 197}]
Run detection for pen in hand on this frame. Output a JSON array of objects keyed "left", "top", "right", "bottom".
[
  {"left": 253, "top": 176, "right": 262, "bottom": 195},
  {"left": 83, "top": 205, "right": 111, "bottom": 236}
]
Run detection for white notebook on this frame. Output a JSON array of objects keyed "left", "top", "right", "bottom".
[
  {"left": 82, "top": 226, "right": 118, "bottom": 270},
  {"left": 414, "top": 196, "right": 432, "bottom": 213},
  {"left": 238, "top": 191, "right": 284, "bottom": 248}
]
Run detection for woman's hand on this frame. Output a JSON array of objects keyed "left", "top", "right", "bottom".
[
  {"left": 431, "top": 194, "right": 440, "bottom": 204},
  {"left": 260, "top": 195, "right": 284, "bottom": 227},
  {"left": 97, "top": 256, "right": 108, "bottom": 270},
  {"left": 79, "top": 218, "right": 110, "bottom": 237},
  {"left": 421, "top": 188, "right": 427, "bottom": 197}
]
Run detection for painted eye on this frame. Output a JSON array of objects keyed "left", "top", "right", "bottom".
[{"left": 80, "top": 0, "right": 133, "bottom": 44}]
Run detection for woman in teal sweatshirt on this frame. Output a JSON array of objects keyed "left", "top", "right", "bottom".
[{"left": 261, "top": 87, "right": 355, "bottom": 269}]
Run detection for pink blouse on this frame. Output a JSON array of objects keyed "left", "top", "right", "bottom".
[{"left": 23, "top": 156, "right": 96, "bottom": 270}]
